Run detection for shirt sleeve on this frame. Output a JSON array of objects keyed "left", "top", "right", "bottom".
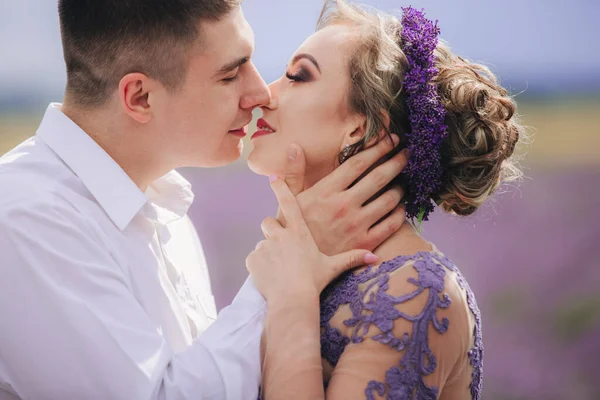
[
  {"left": 0, "top": 200, "right": 265, "bottom": 400},
  {"left": 324, "top": 256, "right": 469, "bottom": 399}
]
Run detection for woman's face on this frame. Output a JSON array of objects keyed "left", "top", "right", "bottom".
[{"left": 247, "top": 24, "right": 364, "bottom": 187}]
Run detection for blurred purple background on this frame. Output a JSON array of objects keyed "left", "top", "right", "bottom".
[
  {"left": 181, "top": 162, "right": 600, "bottom": 400},
  {"left": 1, "top": 1, "right": 599, "bottom": 399}
]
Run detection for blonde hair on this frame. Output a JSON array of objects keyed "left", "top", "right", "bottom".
[{"left": 318, "top": 0, "right": 524, "bottom": 216}]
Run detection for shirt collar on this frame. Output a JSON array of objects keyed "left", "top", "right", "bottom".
[
  {"left": 143, "top": 171, "right": 194, "bottom": 225},
  {"left": 36, "top": 103, "right": 194, "bottom": 230}
]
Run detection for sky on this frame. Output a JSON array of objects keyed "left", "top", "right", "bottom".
[{"left": 0, "top": 0, "right": 598, "bottom": 110}]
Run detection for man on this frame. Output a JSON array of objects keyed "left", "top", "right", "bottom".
[{"left": 0, "top": 1, "right": 406, "bottom": 399}]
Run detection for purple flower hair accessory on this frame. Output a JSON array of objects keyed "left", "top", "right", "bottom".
[{"left": 400, "top": 7, "right": 448, "bottom": 223}]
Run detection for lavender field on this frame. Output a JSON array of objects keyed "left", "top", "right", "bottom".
[
  {"left": 183, "top": 99, "right": 600, "bottom": 400},
  {"left": 1, "top": 0, "right": 598, "bottom": 396},
  {"left": 184, "top": 167, "right": 600, "bottom": 400},
  {"left": 1, "top": 98, "right": 599, "bottom": 399}
]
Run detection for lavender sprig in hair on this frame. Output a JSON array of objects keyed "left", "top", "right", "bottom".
[{"left": 400, "top": 7, "right": 448, "bottom": 223}]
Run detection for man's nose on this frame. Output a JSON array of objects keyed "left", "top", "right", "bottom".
[{"left": 240, "top": 62, "right": 271, "bottom": 110}]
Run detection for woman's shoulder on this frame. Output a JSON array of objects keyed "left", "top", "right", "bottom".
[
  {"left": 334, "top": 248, "right": 477, "bottom": 355},
  {"left": 324, "top": 248, "right": 483, "bottom": 398},
  {"left": 356, "top": 248, "right": 472, "bottom": 317}
]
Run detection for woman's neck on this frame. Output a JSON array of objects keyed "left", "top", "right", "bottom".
[
  {"left": 370, "top": 221, "right": 433, "bottom": 267},
  {"left": 304, "top": 170, "right": 433, "bottom": 265}
]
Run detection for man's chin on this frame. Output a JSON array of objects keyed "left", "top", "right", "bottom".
[
  {"left": 188, "top": 144, "right": 244, "bottom": 168},
  {"left": 210, "top": 153, "right": 243, "bottom": 168}
]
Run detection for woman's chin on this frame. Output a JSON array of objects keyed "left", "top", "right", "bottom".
[
  {"left": 247, "top": 159, "right": 268, "bottom": 176},
  {"left": 247, "top": 150, "right": 281, "bottom": 177}
]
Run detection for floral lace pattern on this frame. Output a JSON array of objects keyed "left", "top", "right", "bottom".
[{"left": 320, "top": 250, "right": 483, "bottom": 399}]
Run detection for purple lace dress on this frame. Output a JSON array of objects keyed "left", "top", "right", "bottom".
[{"left": 320, "top": 248, "right": 483, "bottom": 399}]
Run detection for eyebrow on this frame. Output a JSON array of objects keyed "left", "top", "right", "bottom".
[
  {"left": 215, "top": 56, "right": 250, "bottom": 76},
  {"left": 291, "top": 53, "right": 321, "bottom": 73}
]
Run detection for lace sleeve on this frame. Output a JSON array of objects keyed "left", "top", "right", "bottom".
[{"left": 325, "top": 254, "right": 470, "bottom": 399}]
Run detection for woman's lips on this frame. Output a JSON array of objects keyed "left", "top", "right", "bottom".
[
  {"left": 251, "top": 130, "right": 273, "bottom": 139},
  {"left": 252, "top": 118, "right": 276, "bottom": 139}
]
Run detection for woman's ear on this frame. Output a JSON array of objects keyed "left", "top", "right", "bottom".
[
  {"left": 340, "top": 114, "right": 367, "bottom": 151},
  {"left": 340, "top": 110, "right": 393, "bottom": 152}
]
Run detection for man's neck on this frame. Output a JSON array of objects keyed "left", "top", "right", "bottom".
[{"left": 60, "top": 102, "right": 170, "bottom": 191}]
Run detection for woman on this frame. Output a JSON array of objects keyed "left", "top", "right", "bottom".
[{"left": 246, "top": 1, "right": 522, "bottom": 399}]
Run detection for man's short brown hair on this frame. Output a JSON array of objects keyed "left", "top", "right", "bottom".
[{"left": 58, "top": 0, "right": 241, "bottom": 106}]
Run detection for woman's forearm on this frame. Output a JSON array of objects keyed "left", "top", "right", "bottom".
[{"left": 262, "top": 294, "right": 325, "bottom": 399}]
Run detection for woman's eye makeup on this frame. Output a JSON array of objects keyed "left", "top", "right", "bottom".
[{"left": 285, "top": 66, "right": 312, "bottom": 83}]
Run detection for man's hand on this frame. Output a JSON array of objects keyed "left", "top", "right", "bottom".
[
  {"left": 277, "top": 137, "right": 409, "bottom": 255},
  {"left": 247, "top": 177, "right": 378, "bottom": 302}
]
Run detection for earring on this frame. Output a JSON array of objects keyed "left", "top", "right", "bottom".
[{"left": 340, "top": 144, "right": 352, "bottom": 164}]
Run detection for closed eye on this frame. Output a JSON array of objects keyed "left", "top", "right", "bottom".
[
  {"left": 222, "top": 73, "right": 239, "bottom": 83},
  {"left": 285, "top": 67, "right": 311, "bottom": 83}
]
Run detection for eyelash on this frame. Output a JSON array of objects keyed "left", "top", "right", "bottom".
[
  {"left": 286, "top": 68, "right": 310, "bottom": 83},
  {"left": 222, "top": 74, "right": 239, "bottom": 83}
]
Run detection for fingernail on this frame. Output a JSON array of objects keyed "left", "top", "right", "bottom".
[
  {"left": 287, "top": 145, "right": 298, "bottom": 161},
  {"left": 364, "top": 253, "right": 379, "bottom": 264},
  {"left": 392, "top": 135, "right": 400, "bottom": 146},
  {"left": 269, "top": 175, "right": 279, "bottom": 183},
  {"left": 402, "top": 148, "right": 410, "bottom": 157}
]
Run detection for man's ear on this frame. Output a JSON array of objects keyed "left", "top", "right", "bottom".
[{"left": 118, "top": 72, "right": 155, "bottom": 124}]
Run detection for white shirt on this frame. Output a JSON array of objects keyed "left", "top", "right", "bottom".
[{"left": 0, "top": 104, "right": 266, "bottom": 400}]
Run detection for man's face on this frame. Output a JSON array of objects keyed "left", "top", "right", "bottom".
[{"left": 154, "top": 6, "right": 270, "bottom": 168}]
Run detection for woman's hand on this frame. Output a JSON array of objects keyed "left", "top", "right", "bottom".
[{"left": 246, "top": 176, "right": 378, "bottom": 303}]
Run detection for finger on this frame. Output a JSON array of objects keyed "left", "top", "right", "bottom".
[
  {"left": 284, "top": 143, "right": 306, "bottom": 196},
  {"left": 269, "top": 176, "right": 307, "bottom": 232},
  {"left": 326, "top": 250, "right": 379, "bottom": 284},
  {"left": 275, "top": 207, "right": 287, "bottom": 228},
  {"left": 361, "top": 185, "right": 404, "bottom": 226},
  {"left": 365, "top": 205, "right": 407, "bottom": 250},
  {"left": 325, "top": 135, "right": 400, "bottom": 192},
  {"left": 348, "top": 149, "right": 408, "bottom": 206},
  {"left": 261, "top": 216, "right": 283, "bottom": 239}
]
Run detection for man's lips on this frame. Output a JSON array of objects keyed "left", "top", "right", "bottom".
[
  {"left": 228, "top": 117, "right": 253, "bottom": 138},
  {"left": 252, "top": 118, "right": 276, "bottom": 139},
  {"left": 228, "top": 126, "right": 247, "bottom": 137}
]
